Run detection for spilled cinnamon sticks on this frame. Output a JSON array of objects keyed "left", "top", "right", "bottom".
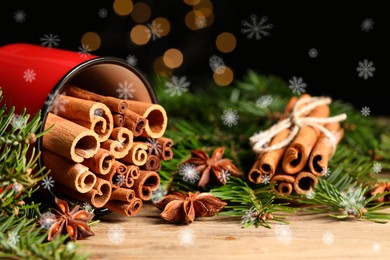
[
  {"left": 249, "top": 94, "right": 347, "bottom": 196},
  {"left": 42, "top": 85, "right": 174, "bottom": 216}
]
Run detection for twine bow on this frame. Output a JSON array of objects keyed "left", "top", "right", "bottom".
[{"left": 249, "top": 96, "right": 347, "bottom": 155}]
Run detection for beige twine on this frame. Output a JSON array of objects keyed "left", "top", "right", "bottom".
[{"left": 249, "top": 96, "right": 347, "bottom": 155}]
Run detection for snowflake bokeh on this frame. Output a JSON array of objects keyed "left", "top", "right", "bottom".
[
  {"left": 108, "top": 224, "right": 126, "bottom": 244},
  {"left": 241, "top": 15, "right": 273, "bottom": 40},
  {"left": 177, "top": 228, "right": 195, "bottom": 247},
  {"left": 221, "top": 108, "right": 239, "bottom": 127}
]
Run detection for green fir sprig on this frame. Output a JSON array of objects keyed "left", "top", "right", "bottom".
[{"left": 0, "top": 89, "right": 89, "bottom": 259}]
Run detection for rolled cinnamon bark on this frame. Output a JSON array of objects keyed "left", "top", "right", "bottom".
[
  {"left": 53, "top": 94, "right": 114, "bottom": 142},
  {"left": 66, "top": 85, "right": 128, "bottom": 114},
  {"left": 127, "top": 165, "right": 140, "bottom": 179},
  {"left": 121, "top": 142, "right": 148, "bottom": 166},
  {"left": 123, "top": 109, "right": 147, "bottom": 137},
  {"left": 43, "top": 112, "right": 100, "bottom": 163},
  {"left": 293, "top": 171, "right": 318, "bottom": 194},
  {"left": 105, "top": 198, "right": 143, "bottom": 216},
  {"left": 55, "top": 177, "right": 112, "bottom": 208},
  {"left": 308, "top": 122, "right": 344, "bottom": 176},
  {"left": 156, "top": 137, "right": 174, "bottom": 161},
  {"left": 247, "top": 95, "right": 305, "bottom": 184},
  {"left": 141, "top": 155, "right": 162, "bottom": 171},
  {"left": 270, "top": 173, "right": 295, "bottom": 196},
  {"left": 98, "top": 160, "right": 127, "bottom": 188},
  {"left": 248, "top": 129, "right": 290, "bottom": 184},
  {"left": 113, "top": 113, "right": 125, "bottom": 127},
  {"left": 124, "top": 100, "right": 167, "bottom": 138},
  {"left": 82, "top": 148, "right": 115, "bottom": 175},
  {"left": 123, "top": 165, "right": 140, "bottom": 188},
  {"left": 42, "top": 150, "right": 97, "bottom": 193},
  {"left": 282, "top": 104, "right": 330, "bottom": 174},
  {"left": 110, "top": 188, "right": 136, "bottom": 202},
  {"left": 100, "top": 127, "right": 134, "bottom": 159},
  {"left": 131, "top": 170, "right": 160, "bottom": 201}
]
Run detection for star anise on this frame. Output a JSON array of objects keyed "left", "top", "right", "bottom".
[
  {"left": 154, "top": 191, "right": 227, "bottom": 224},
  {"left": 182, "top": 147, "right": 242, "bottom": 188},
  {"left": 47, "top": 197, "right": 95, "bottom": 242}
]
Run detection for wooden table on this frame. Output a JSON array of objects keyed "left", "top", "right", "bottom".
[{"left": 79, "top": 202, "right": 390, "bottom": 260}]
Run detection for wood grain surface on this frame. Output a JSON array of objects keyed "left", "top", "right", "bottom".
[{"left": 78, "top": 202, "right": 390, "bottom": 260}]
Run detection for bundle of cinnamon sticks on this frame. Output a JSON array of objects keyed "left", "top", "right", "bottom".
[
  {"left": 248, "top": 94, "right": 347, "bottom": 196},
  {"left": 42, "top": 85, "right": 174, "bottom": 216}
]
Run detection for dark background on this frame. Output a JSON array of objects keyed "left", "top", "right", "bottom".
[{"left": 0, "top": 1, "right": 386, "bottom": 115}]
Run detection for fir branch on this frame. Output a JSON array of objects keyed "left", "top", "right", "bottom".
[
  {"left": 0, "top": 90, "right": 90, "bottom": 259},
  {"left": 0, "top": 215, "right": 89, "bottom": 260},
  {"left": 210, "top": 177, "right": 295, "bottom": 228},
  {"left": 295, "top": 177, "right": 390, "bottom": 223}
]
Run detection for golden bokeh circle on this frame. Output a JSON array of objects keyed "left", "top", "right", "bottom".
[
  {"left": 183, "top": 0, "right": 201, "bottom": 5},
  {"left": 113, "top": 0, "right": 133, "bottom": 16},
  {"left": 216, "top": 32, "right": 236, "bottom": 53},
  {"left": 130, "top": 25, "right": 150, "bottom": 45},
  {"left": 213, "top": 66, "right": 234, "bottom": 86},
  {"left": 131, "top": 2, "right": 151, "bottom": 23},
  {"left": 81, "top": 32, "right": 101, "bottom": 51},
  {"left": 153, "top": 56, "right": 172, "bottom": 77},
  {"left": 185, "top": 10, "right": 214, "bottom": 30},
  {"left": 163, "top": 48, "right": 183, "bottom": 69},
  {"left": 152, "top": 17, "right": 171, "bottom": 37}
]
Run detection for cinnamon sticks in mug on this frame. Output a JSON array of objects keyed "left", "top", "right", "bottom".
[
  {"left": 249, "top": 94, "right": 347, "bottom": 196},
  {"left": 42, "top": 84, "right": 174, "bottom": 216}
]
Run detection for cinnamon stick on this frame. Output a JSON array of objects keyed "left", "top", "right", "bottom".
[
  {"left": 110, "top": 187, "right": 136, "bottom": 202},
  {"left": 113, "top": 113, "right": 125, "bottom": 127},
  {"left": 308, "top": 122, "right": 344, "bottom": 176},
  {"left": 100, "top": 127, "right": 134, "bottom": 159},
  {"left": 97, "top": 160, "right": 127, "bottom": 188},
  {"left": 43, "top": 112, "right": 100, "bottom": 163},
  {"left": 105, "top": 198, "right": 143, "bottom": 216},
  {"left": 247, "top": 95, "right": 305, "bottom": 184},
  {"left": 248, "top": 129, "right": 290, "bottom": 184},
  {"left": 141, "top": 154, "right": 162, "bottom": 171},
  {"left": 131, "top": 170, "right": 160, "bottom": 201},
  {"left": 282, "top": 104, "right": 330, "bottom": 174},
  {"left": 53, "top": 94, "right": 114, "bottom": 142},
  {"left": 55, "top": 177, "right": 112, "bottom": 208},
  {"left": 66, "top": 85, "right": 128, "bottom": 114},
  {"left": 123, "top": 165, "right": 140, "bottom": 188},
  {"left": 293, "top": 171, "right": 318, "bottom": 194},
  {"left": 82, "top": 148, "right": 115, "bottom": 175},
  {"left": 270, "top": 173, "right": 295, "bottom": 196},
  {"left": 124, "top": 100, "right": 168, "bottom": 138},
  {"left": 156, "top": 137, "right": 174, "bottom": 161},
  {"left": 121, "top": 142, "right": 148, "bottom": 166},
  {"left": 123, "top": 109, "right": 147, "bottom": 137},
  {"left": 42, "top": 150, "right": 97, "bottom": 193}
]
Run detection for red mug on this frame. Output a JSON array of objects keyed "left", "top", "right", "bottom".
[{"left": 0, "top": 43, "right": 157, "bottom": 165}]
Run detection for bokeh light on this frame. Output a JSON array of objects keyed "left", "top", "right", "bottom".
[
  {"left": 193, "top": 0, "right": 213, "bottom": 17},
  {"left": 113, "top": 0, "right": 133, "bottom": 16},
  {"left": 183, "top": 0, "right": 201, "bottom": 5},
  {"left": 153, "top": 56, "right": 172, "bottom": 77},
  {"left": 185, "top": 10, "right": 214, "bottom": 30},
  {"left": 213, "top": 66, "right": 234, "bottom": 86},
  {"left": 163, "top": 48, "right": 183, "bottom": 69},
  {"left": 81, "top": 32, "right": 101, "bottom": 51},
  {"left": 130, "top": 25, "right": 150, "bottom": 45},
  {"left": 131, "top": 2, "right": 151, "bottom": 23},
  {"left": 216, "top": 32, "right": 236, "bottom": 53},
  {"left": 153, "top": 17, "right": 171, "bottom": 37}
]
